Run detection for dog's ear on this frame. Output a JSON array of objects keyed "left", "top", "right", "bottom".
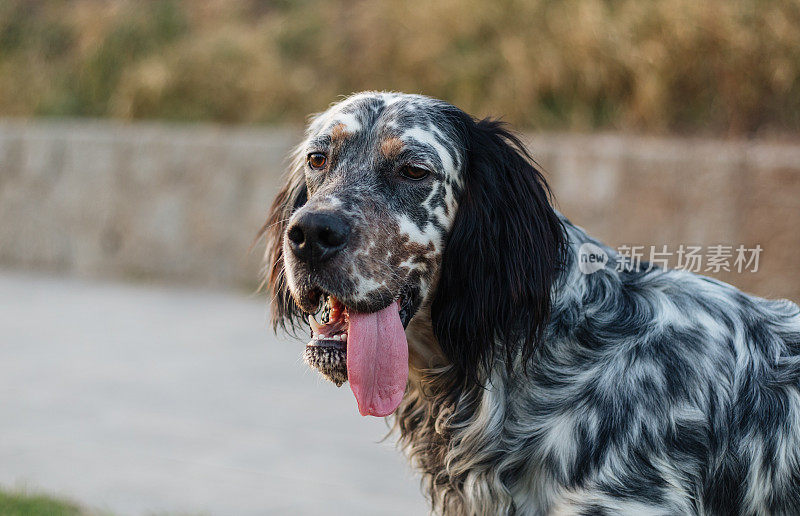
[
  {"left": 258, "top": 152, "right": 308, "bottom": 332},
  {"left": 431, "top": 118, "right": 567, "bottom": 384}
]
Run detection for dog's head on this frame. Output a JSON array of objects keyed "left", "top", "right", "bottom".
[{"left": 263, "top": 92, "right": 565, "bottom": 415}]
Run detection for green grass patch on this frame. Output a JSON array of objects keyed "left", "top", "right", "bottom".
[{"left": 0, "top": 489, "right": 85, "bottom": 516}]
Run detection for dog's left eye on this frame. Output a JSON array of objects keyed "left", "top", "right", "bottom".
[
  {"left": 399, "top": 165, "right": 430, "bottom": 181},
  {"left": 307, "top": 152, "right": 327, "bottom": 170}
]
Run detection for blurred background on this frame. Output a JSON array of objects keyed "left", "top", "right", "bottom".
[{"left": 1, "top": 1, "right": 799, "bottom": 514}]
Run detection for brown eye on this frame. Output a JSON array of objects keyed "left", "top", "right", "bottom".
[
  {"left": 307, "top": 152, "right": 327, "bottom": 170},
  {"left": 400, "top": 165, "right": 430, "bottom": 181}
]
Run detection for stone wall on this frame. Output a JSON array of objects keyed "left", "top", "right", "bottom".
[
  {"left": 0, "top": 120, "right": 296, "bottom": 289},
  {"left": 532, "top": 134, "right": 800, "bottom": 301},
  {"left": 1, "top": 120, "right": 798, "bottom": 301}
]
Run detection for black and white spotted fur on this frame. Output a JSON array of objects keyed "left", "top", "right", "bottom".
[{"left": 263, "top": 92, "right": 800, "bottom": 515}]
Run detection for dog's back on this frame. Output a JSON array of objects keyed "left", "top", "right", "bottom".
[{"left": 398, "top": 220, "right": 800, "bottom": 515}]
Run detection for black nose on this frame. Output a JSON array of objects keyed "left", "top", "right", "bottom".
[{"left": 287, "top": 211, "right": 350, "bottom": 265}]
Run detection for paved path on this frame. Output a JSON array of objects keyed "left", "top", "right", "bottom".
[{"left": 0, "top": 271, "right": 427, "bottom": 515}]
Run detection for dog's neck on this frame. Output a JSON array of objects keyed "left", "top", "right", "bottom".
[
  {"left": 398, "top": 309, "right": 519, "bottom": 514},
  {"left": 394, "top": 218, "right": 603, "bottom": 514},
  {"left": 405, "top": 302, "right": 449, "bottom": 373}
]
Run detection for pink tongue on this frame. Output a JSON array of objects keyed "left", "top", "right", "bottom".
[{"left": 346, "top": 301, "right": 408, "bottom": 417}]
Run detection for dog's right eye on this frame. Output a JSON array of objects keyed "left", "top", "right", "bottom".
[
  {"left": 399, "top": 165, "right": 430, "bottom": 181},
  {"left": 307, "top": 153, "right": 327, "bottom": 170}
]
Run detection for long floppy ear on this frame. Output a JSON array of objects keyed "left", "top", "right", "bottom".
[
  {"left": 257, "top": 152, "right": 308, "bottom": 332},
  {"left": 430, "top": 118, "right": 567, "bottom": 385}
]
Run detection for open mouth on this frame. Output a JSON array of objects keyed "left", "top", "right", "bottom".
[
  {"left": 303, "top": 294, "right": 350, "bottom": 387},
  {"left": 301, "top": 290, "right": 411, "bottom": 417}
]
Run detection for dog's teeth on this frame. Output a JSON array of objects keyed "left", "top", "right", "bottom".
[{"left": 308, "top": 313, "right": 323, "bottom": 335}]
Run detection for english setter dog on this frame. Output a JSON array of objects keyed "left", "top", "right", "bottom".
[{"left": 262, "top": 92, "right": 800, "bottom": 515}]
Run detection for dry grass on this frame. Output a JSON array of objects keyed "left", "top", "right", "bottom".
[{"left": 1, "top": 0, "right": 799, "bottom": 135}]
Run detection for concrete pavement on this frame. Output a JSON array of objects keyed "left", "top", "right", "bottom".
[{"left": 0, "top": 271, "right": 427, "bottom": 515}]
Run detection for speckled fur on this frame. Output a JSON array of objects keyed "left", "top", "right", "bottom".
[
  {"left": 264, "top": 92, "right": 800, "bottom": 515},
  {"left": 303, "top": 345, "right": 347, "bottom": 386}
]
